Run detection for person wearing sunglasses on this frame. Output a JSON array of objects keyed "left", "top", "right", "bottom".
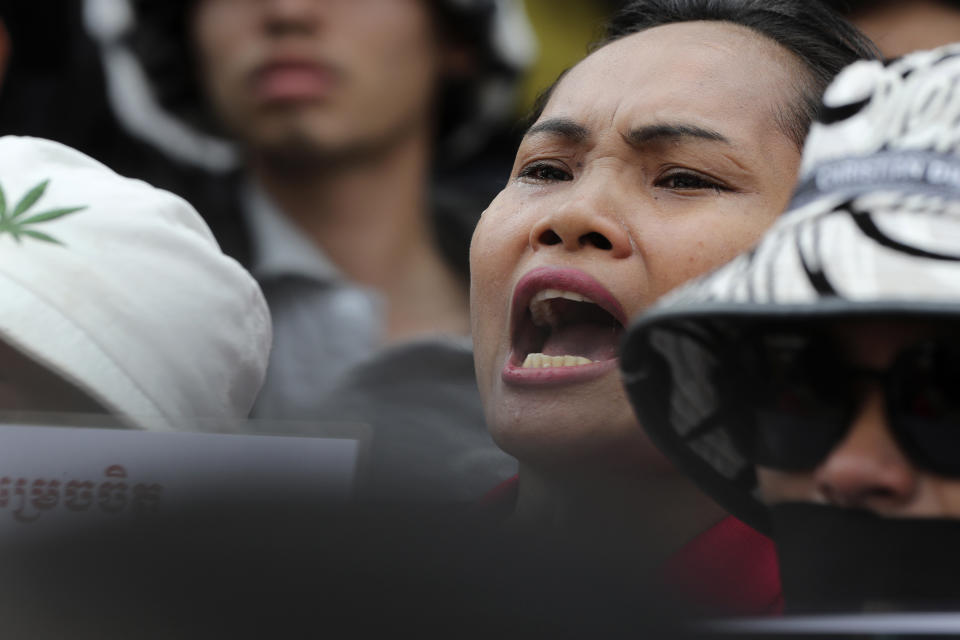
[{"left": 621, "top": 43, "right": 960, "bottom": 614}]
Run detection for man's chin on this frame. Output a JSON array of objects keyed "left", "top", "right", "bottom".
[
  {"left": 249, "top": 132, "right": 343, "bottom": 167},
  {"left": 250, "top": 132, "right": 400, "bottom": 172},
  {"left": 243, "top": 108, "right": 423, "bottom": 170}
]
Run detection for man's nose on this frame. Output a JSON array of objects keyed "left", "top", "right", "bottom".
[
  {"left": 813, "top": 388, "right": 918, "bottom": 511},
  {"left": 263, "top": 0, "right": 321, "bottom": 34},
  {"left": 527, "top": 177, "right": 633, "bottom": 259}
]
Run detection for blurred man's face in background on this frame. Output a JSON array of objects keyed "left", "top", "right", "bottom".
[
  {"left": 191, "top": 0, "right": 443, "bottom": 163},
  {"left": 755, "top": 320, "right": 960, "bottom": 518}
]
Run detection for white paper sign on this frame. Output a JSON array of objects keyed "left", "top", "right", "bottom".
[{"left": 0, "top": 423, "right": 365, "bottom": 535}]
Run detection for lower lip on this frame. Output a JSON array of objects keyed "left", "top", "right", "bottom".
[
  {"left": 501, "top": 358, "right": 619, "bottom": 387},
  {"left": 254, "top": 67, "right": 336, "bottom": 102}
]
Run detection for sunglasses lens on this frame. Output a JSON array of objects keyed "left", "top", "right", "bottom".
[
  {"left": 739, "top": 331, "right": 850, "bottom": 470},
  {"left": 892, "top": 341, "right": 960, "bottom": 476}
]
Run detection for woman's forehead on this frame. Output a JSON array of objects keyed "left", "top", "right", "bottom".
[{"left": 541, "top": 21, "right": 803, "bottom": 145}]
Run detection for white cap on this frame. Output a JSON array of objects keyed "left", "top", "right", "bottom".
[{"left": 0, "top": 136, "right": 272, "bottom": 429}]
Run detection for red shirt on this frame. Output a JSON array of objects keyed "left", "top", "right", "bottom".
[
  {"left": 659, "top": 513, "right": 783, "bottom": 615},
  {"left": 480, "top": 475, "right": 783, "bottom": 616}
]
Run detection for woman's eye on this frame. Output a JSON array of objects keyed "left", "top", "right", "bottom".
[
  {"left": 656, "top": 172, "right": 729, "bottom": 192},
  {"left": 517, "top": 163, "right": 572, "bottom": 183}
]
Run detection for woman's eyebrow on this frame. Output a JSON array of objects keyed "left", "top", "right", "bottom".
[
  {"left": 523, "top": 118, "right": 590, "bottom": 143},
  {"left": 625, "top": 123, "right": 730, "bottom": 146}
]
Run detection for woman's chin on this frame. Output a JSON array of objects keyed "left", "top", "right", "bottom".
[{"left": 489, "top": 412, "right": 647, "bottom": 469}]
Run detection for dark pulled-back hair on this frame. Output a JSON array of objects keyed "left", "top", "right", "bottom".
[{"left": 531, "top": 0, "right": 880, "bottom": 150}]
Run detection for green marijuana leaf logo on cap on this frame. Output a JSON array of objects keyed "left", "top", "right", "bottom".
[{"left": 0, "top": 179, "right": 86, "bottom": 245}]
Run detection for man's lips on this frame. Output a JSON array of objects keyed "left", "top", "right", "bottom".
[{"left": 251, "top": 60, "right": 339, "bottom": 102}]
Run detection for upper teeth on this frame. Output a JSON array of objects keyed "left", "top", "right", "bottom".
[
  {"left": 521, "top": 353, "right": 594, "bottom": 368},
  {"left": 529, "top": 289, "right": 595, "bottom": 327}
]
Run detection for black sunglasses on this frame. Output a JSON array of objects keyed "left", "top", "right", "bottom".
[{"left": 719, "top": 326, "right": 960, "bottom": 476}]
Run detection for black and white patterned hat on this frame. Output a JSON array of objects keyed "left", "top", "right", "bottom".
[{"left": 620, "top": 43, "right": 960, "bottom": 533}]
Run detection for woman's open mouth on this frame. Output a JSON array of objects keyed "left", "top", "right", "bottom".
[{"left": 503, "top": 267, "right": 627, "bottom": 386}]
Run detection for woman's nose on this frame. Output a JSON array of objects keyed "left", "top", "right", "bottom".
[
  {"left": 813, "top": 388, "right": 919, "bottom": 512},
  {"left": 527, "top": 179, "right": 634, "bottom": 259}
]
